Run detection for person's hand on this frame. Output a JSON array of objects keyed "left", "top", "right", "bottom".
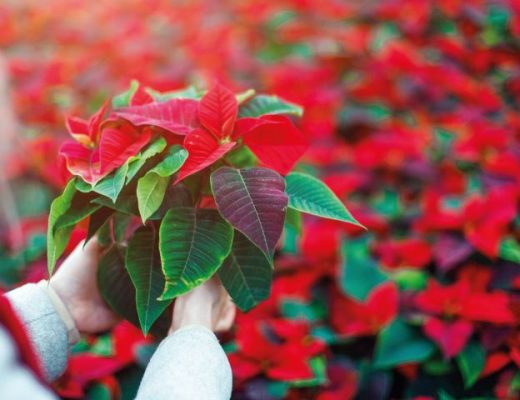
[
  {"left": 170, "top": 276, "right": 236, "bottom": 334},
  {"left": 50, "top": 239, "right": 120, "bottom": 334}
]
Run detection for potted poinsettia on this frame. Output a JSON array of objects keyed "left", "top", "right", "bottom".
[{"left": 48, "top": 82, "right": 363, "bottom": 336}]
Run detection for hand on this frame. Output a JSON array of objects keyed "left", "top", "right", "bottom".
[
  {"left": 170, "top": 276, "right": 236, "bottom": 334},
  {"left": 50, "top": 239, "right": 120, "bottom": 334}
]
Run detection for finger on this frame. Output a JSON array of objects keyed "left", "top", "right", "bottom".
[{"left": 214, "top": 297, "right": 236, "bottom": 332}]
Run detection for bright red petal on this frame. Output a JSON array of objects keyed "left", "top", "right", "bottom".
[
  {"left": 59, "top": 141, "right": 102, "bottom": 184},
  {"left": 65, "top": 116, "right": 91, "bottom": 146},
  {"left": 175, "top": 128, "right": 235, "bottom": 183},
  {"left": 268, "top": 346, "right": 315, "bottom": 381},
  {"left": 67, "top": 354, "right": 125, "bottom": 385},
  {"left": 460, "top": 291, "right": 515, "bottom": 324},
  {"left": 232, "top": 117, "right": 270, "bottom": 140},
  {"left": 481, "top": 352, "right": 510, "bottom": 377},
  {"left": 88, "top": 100, "right": 110, "bottom": 143},
  {"left": 99, "top": 125, "right": 151, "bottom": 176},
  {"left": 130, "top": 83, "right": 154, "bottom": 106},
  {"left": 367, "top": 282, "right": 399, "bottom": 329},
  {"left": 114, "top": 98, "right": 200, "bottom": 135},
  {"left": 229, "top": 354, "right": 262, "bottom": 382},
  {"left": 242, "top": 115, "right": 309, "bottom": 175},
  {"left": 199, "top": 82, "right": 238, "bottom": 140},
  {"left": 423, "top": 317, "right": 473, "bottom": 358},
  {"left": 331, "top": 282, "right": 398, "bottom": 337}
]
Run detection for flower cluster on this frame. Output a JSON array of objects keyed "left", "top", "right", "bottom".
[{"left": 48, "top": 81, "right": 362, "bottom": 343}]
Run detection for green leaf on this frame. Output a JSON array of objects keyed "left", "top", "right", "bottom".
[
  {"left": 456, "top": 341, "right": 485, "bottom": 389},
  {"left": 159, "top": 207, "right": 233, "bottom": 299},
  {"left": 75, "top": 178, "right": 93, "bottom": 193},
  {"left": 47, "top": 180, "right": 77, "bottom": 275},
  {"left": 96, "top": 212, "right": 131, "bottom": 246},
  {"left": 85, "top": 208, "right": 113, "bottom": 244},
  {"left": 239, "top": 94, "right": 303, "bottom": 117},
  {"left": 86, "top": 383, "right": 111, "bottom": 400},
  {"left": 500, "top": 236, "right": 520, "bottom": 264},
  {"left": 438, "top": 390, "right": 456, "bottom": 400},
  {"left": 281, "top": 299, "right": 326, "bottom": 322},
  {"left": 137, "top": 145, "right": 188, "bottom": 222},
  {"left": 91, "top": 162, "right": 129, "bottom": 202},
  {"left": 224, "top": 146, "right": 257, "bottom": 168},
  {"left": 53, "top": 194, "right": 102, "bottom": 233},
  {"left": 236, "top": 89, "right": 256, "bottom": 104},
  {"left": 285, "top": 172, "right": 364, "bottom": 228},
  {"left": 374, "top": 319, "right": 435, "bottom": 369},
  {"left": 266, "top": 381, "right": 289, "bottom": 399},
  {"left": 112, "top": 80, "right": 139, "bottom": 108},
  {"left": 218, "top": 232, "right": 272, "bottom": 311},
  {"left": 282, "top": 208, "right": 302, "bottom": 255},
  {"left": 97, "top": 245, "right": 139, "bottom": 327},
  {"left": 146, "top": 85, "right": 203, "bottom": 101},
  {"left": 92, "top": 194, "right": 139, "bottom": 215},
  {"left": 126, "top": 137, "right": 168, "bottom": 183},
  {"left": 288, "top": 356, "right": 327, "bottom": 387},
  {"left": 423, "top": 358, "right": 453, "bottom": 376},
  {"left": 340, "top": 235, "right": 387, "bottom": 301},
  {"left": 11, "top": 180, "right": 52, "bottom": 217},
  {"left": 98, "top": 244, "right": 171, "bottom": 338},
  {"left": 392, "top": 269, "right": 427, "bottom": 291},
  {"left": 285, "top": 207, "right": 302, "bottom": 234},
  {"left": 126, "top": 226, "right": 172, "bottom": 334}
]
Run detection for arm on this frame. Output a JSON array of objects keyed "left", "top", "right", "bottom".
[
  {"left": 5, "top": 282, "right": 70, "bottom": 381},
  {"left": 0, "top": 326, "right": 57, "bottom": 400},
  {"left": 136, "top": 277, "right": 236, "bottom": 400},
  {"left": 6, "top": 239, "right": 119, "bottom": 381}
]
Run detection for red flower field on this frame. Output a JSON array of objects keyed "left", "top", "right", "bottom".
[{"left": 0, "top": 0, "right": 519, "bottom": 398}]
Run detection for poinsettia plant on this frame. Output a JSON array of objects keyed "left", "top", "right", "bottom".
[{"left": 47, "top": 82, "right": 363, "bottom": 335}]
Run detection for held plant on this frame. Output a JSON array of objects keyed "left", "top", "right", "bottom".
[{"left": 48, "top": 82, "right": 364, "bottom": 335}]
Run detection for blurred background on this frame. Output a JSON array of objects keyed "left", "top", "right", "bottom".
[{"left": 1, "top": 0, "right": 519, "bottom": 399}]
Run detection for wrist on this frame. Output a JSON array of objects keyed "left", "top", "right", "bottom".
[
  {"left": 38, "top": 280, "right": 80, "bottom": 344},
  {"left": 169, "top": 298, "right": 213, "bottom": 334}
]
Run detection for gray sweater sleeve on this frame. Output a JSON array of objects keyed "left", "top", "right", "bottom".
[
  {"left": 0, "top": 327, "right": 57, "bottom": 400},
  {"left": 5, "top": 284, "right": 233, "bottom": 399},
  {"left": 136, "top": 325, "right": 233, "bottom": 400},
  {"left": 5, "top": 284, "right": 69, "bottom": 381}
]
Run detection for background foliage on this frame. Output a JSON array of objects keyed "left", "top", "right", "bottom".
[{"left": 1, "top": 0, "right": 519, "bottom": 398}]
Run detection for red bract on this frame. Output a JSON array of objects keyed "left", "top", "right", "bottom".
[
  {"left": 230, "top": 320, "right": 324, "bottom": 382},
  {"left": 177, "top": 83, "right": 308, "bottom": 181},
  {"left": 331, "top": 282, "right": 398, "bottom": 337},
  {"left": 375, "top": 238, "right": 432, "bottom": 269},
  {"left": 175, "top": 83, "right": 241, "bottom": 181},
  {"left": 115, "top": 99, "right": 200, "bottom": 135},
  {"left": 198, "top": 82, "right": 238, "bottom": 139},
  {"left": 240, "top": 115, "right": 309, "bottom": 175},
  {"left": 423, "top": 317, "right": 473, "bottom": 359},
  {"left": 415, "top": 278, "right": 515, "bottom": 324},
  {"left": 65, "top": 101, "right": 108, "bottom": 148},
  {"left": 55, "top": 322, "right": 148, "bottom": 397},
  {"left": 463, "top": 187, "right": 518, "bottom": 258},
  {"left": 316, "top": 365, "right": 358, "bottom": 400},
  {"left": 481, "top": 352, "right": 511, "bottom": 378},
  {"left": 60, "top": 103, "right": 152, "bottom": 184},
  {"left": 175, "top": 128, "right": 236, "bottom": 183}
]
